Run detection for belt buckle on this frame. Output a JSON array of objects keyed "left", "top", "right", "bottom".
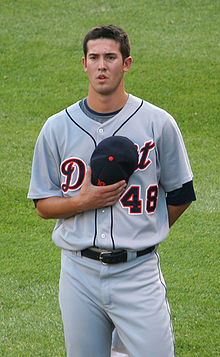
[{"left": 99, "top": 251, "right": 110, "bottom": 265}]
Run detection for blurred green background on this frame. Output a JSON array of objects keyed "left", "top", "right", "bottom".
[{"left": 1, "top": 1, "right": 219, "bottom": 355}]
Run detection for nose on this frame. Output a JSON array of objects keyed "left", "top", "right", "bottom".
[{"left": 98, "top": 56, "right": 107, "bottom": 71}]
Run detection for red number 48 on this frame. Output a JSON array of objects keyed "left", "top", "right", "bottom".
[{"left": 120, "top": 185, "right": 158, "bottom": 215}]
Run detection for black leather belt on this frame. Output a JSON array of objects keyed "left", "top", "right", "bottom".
[{"left": 81, "top": 245, "right": 155, "bottom": 265}]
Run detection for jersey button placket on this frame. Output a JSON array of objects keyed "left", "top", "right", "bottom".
[
  {"left": 96, "top": 207, "right": 112, "bottom": 248},
  {"left": 98, "top": 128, "right": 104, "bottom": 134}
]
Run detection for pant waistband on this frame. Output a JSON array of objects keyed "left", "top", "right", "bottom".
[{"left": 81, "top": 246, "right": 156, "bottom": 265}]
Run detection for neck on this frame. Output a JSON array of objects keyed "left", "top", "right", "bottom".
[{"left": 87, "top": 86, "right": 128, "bottom": 113}]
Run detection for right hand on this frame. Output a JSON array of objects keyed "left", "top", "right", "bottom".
[
  {"left": 78, "top": 166, "right": 127, "bottom": 211},
  {"left": 36, "top": 166, "right": 127, "bottom": 219}
]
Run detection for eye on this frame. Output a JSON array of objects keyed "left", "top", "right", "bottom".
[
  {"left": 88, "top": 55, "right": 97, "bottom": 60},
  {"left": 106, "top": 54, "right": 116, "bottom": 61}
]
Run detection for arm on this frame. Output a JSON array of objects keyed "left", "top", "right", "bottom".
[
  {"left": 36, "top": 166, "right": 126, "bottom": 219},
  {"left": 167, "top": 202, "right": 191, "bottom": 227},
  {"left": 166, "top": 181, "right": 196, "bottom": 227}
]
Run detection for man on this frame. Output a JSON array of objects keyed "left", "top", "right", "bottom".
[{"left": 28, "top": 25, "right": 196, "bottom": 357}]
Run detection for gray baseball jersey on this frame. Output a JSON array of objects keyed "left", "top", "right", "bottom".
[{"left": 28, "top": 94, "right": 193, "bottom": 251}]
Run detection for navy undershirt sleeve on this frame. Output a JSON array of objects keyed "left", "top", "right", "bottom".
[{"left": 166, "top": 180, "right": 196, "bottom": 206}]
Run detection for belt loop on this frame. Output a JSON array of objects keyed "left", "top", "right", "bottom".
[
  {"left": 74, "top": 250, "right": 82, "bottom": 257},
  {"left": 127, "top": 251, "right": 137, "bottom": 262}
]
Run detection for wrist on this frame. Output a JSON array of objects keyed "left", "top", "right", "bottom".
[{"left": 70, "top": 195, "right": 85, "bottom": 215}]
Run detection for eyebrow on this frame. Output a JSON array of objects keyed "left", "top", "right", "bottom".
[{"left": 88, "top": 52, "right": 117, "bottom": 56}]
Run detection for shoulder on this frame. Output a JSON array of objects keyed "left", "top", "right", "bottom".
[
  {"left": 48, "top": 101, "right": 80, "bottom": 124},
  {"left": 142, "top": 98, "right": 172, "bottom": 123},
  {"left": 129, "top": 94, "right": 172, "bottom": 121},
  {"left": 129, "top": 94, "right": 178, "bottom": 137},
  {"left": 41, "top": 101, "right": 81, "bottom": 132}
]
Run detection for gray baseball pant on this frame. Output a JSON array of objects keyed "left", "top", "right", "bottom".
[{"left": 59, "top": 249, "right": 175, "bottom": 357}]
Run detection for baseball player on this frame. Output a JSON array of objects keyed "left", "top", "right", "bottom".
[{"left": 28, "top": 25, "right": 196, "bottom": 357}]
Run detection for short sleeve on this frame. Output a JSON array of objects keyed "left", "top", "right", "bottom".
[
  {"left": 27, "top": 120, "right": 63, "bottom": 199},
  {"left": 166, "top": 180, "right": 196, "bottom": 205},
  {"left": 158, "top": 115, "right": 193, "bottom": 192}
]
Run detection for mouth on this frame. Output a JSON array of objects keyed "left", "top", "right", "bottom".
[{"left": 97, "top": 74, "right": 108, "bottom": 81}]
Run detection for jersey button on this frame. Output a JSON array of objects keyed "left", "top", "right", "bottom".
[
  {"left": 98, "top": 128, "right": 104, "bottom": 134},
  {"left": 101, "top": 233, "right": 106, "bottom": 239}
]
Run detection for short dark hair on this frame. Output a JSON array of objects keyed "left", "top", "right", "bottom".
[{"left": 83, "top": 24, "right": 130, "bottom": 61}]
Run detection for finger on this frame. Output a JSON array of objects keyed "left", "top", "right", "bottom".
[
  {"left": 98, "top": 189, "right": 124, "bottom": 202},
  {"left": 99, "top": 180, "right": 126, "bottom": 193},
  {"left": 83, "top": 166, "right": 92, "bottom": 185},
  {"left": 100, "top": 185, "right": 126, "bottom": 202},
  {"left": 103, "top": 186, "right": 126, "bottom": 202},
  {"left": 103, "top": 196, "right": 122, "bottom": 207},
  {"left": 109, "top": 179, "right": 126, "bottom": 190}
]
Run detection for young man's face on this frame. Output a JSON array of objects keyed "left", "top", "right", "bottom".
[{"left": 82, "top": 38, "right": 132, "bottom": 96}]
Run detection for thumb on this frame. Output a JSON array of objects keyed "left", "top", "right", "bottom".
[{"left": 84, "top": 165, "right": 92, "bottom": 184}]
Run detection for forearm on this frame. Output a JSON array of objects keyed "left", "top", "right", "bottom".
[
  {"left": 35, "top": 167, "right": 126, "bottom": 220},
  {"left": 36, "top": 196, "right": 83, "bottom": 219},
  {"left": 167, "top": 203, "right": 191, "bottom": 227}
]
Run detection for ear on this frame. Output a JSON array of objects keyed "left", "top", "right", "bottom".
[
  {"left": 82, "top": 57, "right": 87, "bottom": 72},
  {"left": 123, "top": 56, "right": 133, "bottom": 73}
]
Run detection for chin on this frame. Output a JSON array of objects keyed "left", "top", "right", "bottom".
[{"left": 96, "top": 85, "right": 119, "bottom": 96}]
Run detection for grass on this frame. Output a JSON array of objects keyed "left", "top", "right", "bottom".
[{"left": 1, "top": 0, "right": 220, "bottom": 356}]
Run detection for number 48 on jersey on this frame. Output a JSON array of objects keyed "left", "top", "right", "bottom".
[{"left": 120, "top": 185, "right": 159, "bottom": 215}]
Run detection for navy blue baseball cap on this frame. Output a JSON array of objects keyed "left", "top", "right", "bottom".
[{"left": 90, "top": 136, "right": 138, "bottom": 186}]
